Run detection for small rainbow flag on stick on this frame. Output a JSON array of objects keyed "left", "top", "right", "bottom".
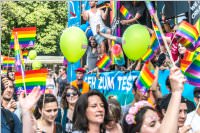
[
  {"left": 152, "top": 22, "right": 163, "bottom": 46},
  {"left": 15, "top": 69, "right": 48, "bottom": 94},
  {"left": 2, "top": 56, "right": 15, "bottom": 68},
  {"left": 150, "top": 32, "right": 159, "bottom": 51},
  {"left": 22, "top": 50, "right": 29, "bottom": 59},
  {"left": 120, "top": 5, "right": 132, "bottom": 20},
  {"left": 10, "top": 27, "right": 36, "bottom": 49},
  {"left": 96, "top": 54, "right": 112, "bottom": 71},
  {"left": 142, "top": 48, "right": 154, "bottom": 61},
  {"left": 136, "top": 61, "right": 155, "bottom": 90},
  {"left": 176, "top": 21, "right": 199, "bottom": 44}
]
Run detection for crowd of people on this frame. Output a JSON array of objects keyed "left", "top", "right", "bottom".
[
  {"left": 1, "top": 1, "right": 200, "bottom": 133},
  {"left": 1, "top": 65, "right": 200, "bottom": 133}
]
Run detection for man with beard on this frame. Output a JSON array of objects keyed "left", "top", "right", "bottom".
[
  {"left": 1, "top": 77, "right": 22, "bottom": 133},
  {"left": 1, "top": 77, "right": 17, "bottom": 112},
  {"left": 71, "top": 68, "right": 90, "bottom": 94}
]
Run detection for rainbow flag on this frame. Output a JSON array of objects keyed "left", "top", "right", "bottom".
[
  {"left": 185, "top": 54, "right": 200, "bottom": 78},
  {"left": 2, "top": 56, "right": 15, "bottom": 68},
  {"left": 150, "top": 32, "right": 159, "bottom": 51},
  {"left": 142, "top": 48, "right": 154, "bottom": 61},
  {"left": 176, "top": 21, "right": 199, "bottom": 44},
  {"left": 180, "top": 60, "right": 192, "bottom": 72},
  {"left": 136, "top": 61, "right": 155, "bottom": 89},
  {"left": 14, "top": 32, "right": 24, "bottom": 72},
  {"left": 120, "top": 5, "right": 132, "bottom": 20},
  {"left": 96, "top": 54, "right": 112, "bottom": 70},
  {"left": 15, "top": 69, "right": 48, "bottom": 94},
  {"left": 180, "top": 37, "right": 200, "bottom": 51},
  {"left": 22, "top": 50, "right": 29, "bottom": 59},
  {"left": 145, "top": 0, "right": 155, "bottom": 17},
  {"left": 183, "top": 50, "right": 198, "bottom": 61},
  {"left": 181, "top": 50, "right": 198, "bottom": 72},
  {"left": 10, "top": 27, "right": 36, "bottom": 49},
  {"left": 152, "top": 22, "right": 163, "bottom": 46}
]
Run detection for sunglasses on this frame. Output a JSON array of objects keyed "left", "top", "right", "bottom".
[{"left": 66, "top": 92, "right": 78, "bottom": 97}]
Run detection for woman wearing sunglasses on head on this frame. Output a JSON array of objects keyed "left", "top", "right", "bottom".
[
  {"left": 33, "top": 93, "right": 62, "bottom": 133},
  {"left": 61, "top": 86, "right": 81, "bottom": 133}
]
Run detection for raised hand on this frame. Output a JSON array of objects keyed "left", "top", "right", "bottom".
[
  {"left": 169, "top": 66, "right": 186, "bottom": 93},
  {"left": 19, "top": 86, "right": 41, "bottom": 112}
]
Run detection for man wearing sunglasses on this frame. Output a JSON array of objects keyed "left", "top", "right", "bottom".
[{"left": 71, "top": 68, "right": 90, "bottom": 94}]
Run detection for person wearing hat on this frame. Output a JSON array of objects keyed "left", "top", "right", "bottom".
[
  {"left": 184, "top": 87, "right": 200, "bottom": 133},
  {"left": 71, "top": 68, "right": 90, "bottom": 94}
]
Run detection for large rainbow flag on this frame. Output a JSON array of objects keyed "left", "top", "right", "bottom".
[
  {"left": 15, "top": 69, "right": 48, "bottom": 94},
  {"left": 135, "top": 61, "right": 155, "bottom": 90},
  {"left": 10, "top": 27, "right": 36, "bottom": 49},
  {"left": 184, "top": 54, "right": 200, "bottom": 87}
]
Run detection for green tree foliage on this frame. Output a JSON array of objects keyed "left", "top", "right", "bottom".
[{"left": 1, "top": 1, "right": 67, "bottom": 56}]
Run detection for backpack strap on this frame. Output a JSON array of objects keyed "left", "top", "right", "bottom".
[{"left": 2, "top": 108, "right": 15, "bottom": 133}]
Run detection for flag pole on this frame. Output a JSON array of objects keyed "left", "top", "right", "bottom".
[
  {"left": 145, "top": 1, "right": 175, "bottom": 67},
  {"left": 21, "top": 64, "right": 27, "bottom": 96},
  {"left": 15, "top": 32, "right": 27, "bottom": 96}
]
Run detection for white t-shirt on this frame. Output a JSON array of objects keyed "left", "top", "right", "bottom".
[
  {"left": 184, "top": 110, "right": 200, "bottom": 133},
  {"left": 87, "top": 9, "right": 106, "bottom": 35}
]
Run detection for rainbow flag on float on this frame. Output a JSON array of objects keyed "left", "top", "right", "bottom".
[
  {"left": 2, "top": 56, "right": 15, "bottom": 68},
  {"left": 10, "top": 27, "right": 36, "bottom": 49},
  {"left": 96, "top": 54, "right": 112, "bottom": 71},
  {"left": 135, "top": 61, "right": 155, "bottom": 90},
  {"left": 120, "top": 5, "right": 132, "bottom": 20},
  {"left": 15, "top": 69, "right": 48, "bottom": 94}
]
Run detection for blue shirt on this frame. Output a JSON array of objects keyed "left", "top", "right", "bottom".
[{"left": 1, "top": 109, "right": 22, "bottom": 133}]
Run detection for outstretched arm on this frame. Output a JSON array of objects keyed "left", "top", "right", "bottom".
[
  {"left": 19, "top": 87, "right": 41, "bottom": 133},
  {"left": 159, "top": 67, "right": 186, "bottom": 133}
]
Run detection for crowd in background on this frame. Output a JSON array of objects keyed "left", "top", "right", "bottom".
[{"left": 1, "top": 1, "right": 200, "bottom": 133}]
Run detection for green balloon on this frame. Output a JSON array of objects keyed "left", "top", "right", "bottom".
[
  {"left": 122, "top": 24, "right": 150, "bottom": 60},
  {"left": 32, "top": 61, "right": 42, "bottom": 70},
  {"left": 60, "top": 26, "right": 88, "bottom": 63},
  {"left": 28, "top": 50, "right": 37, "bottom": 60}
]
